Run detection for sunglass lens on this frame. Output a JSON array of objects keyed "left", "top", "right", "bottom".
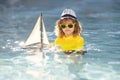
[
  {"left": 68, "top": 24, "right": 73, "bottom": 28},
  {"left": 61, "top": 25, "right": 66, "bottom": 28}
]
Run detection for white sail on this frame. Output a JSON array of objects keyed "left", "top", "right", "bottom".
[{"left": 24, "top": 16, "right": 49, "bottom": 48}]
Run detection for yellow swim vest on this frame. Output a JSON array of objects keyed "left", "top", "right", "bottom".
[{"left": 55, "top": 36, "right": 84, "bottom": 51}]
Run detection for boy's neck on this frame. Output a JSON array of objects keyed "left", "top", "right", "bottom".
[{"left": 65, "top": 34, "right": 73, "bottom": 37}]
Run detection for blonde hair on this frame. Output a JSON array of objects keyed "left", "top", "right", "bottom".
[{"left": 54, "top": 18, "right": 82, "bottom": 38}]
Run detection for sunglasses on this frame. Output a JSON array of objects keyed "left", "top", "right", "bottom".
[{"left": 59, "top": 23, "right": 75, "bottom": 29}]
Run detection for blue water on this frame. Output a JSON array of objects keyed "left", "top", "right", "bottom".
[{"left": 0, "top": 0, "right": 120, "bottom": 80}]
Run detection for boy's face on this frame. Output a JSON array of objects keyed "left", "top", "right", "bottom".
[{"left": 61, "top": 19, "right": 75, "bottom": 37}]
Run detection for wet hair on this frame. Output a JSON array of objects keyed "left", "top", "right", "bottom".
[{"left": 54, "top": 18, "right": 82, "bottom": 38}]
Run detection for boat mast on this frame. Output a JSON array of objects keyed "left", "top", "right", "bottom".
[{"left": 40, "top": 13, "right": 43, "bottom": 50}]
